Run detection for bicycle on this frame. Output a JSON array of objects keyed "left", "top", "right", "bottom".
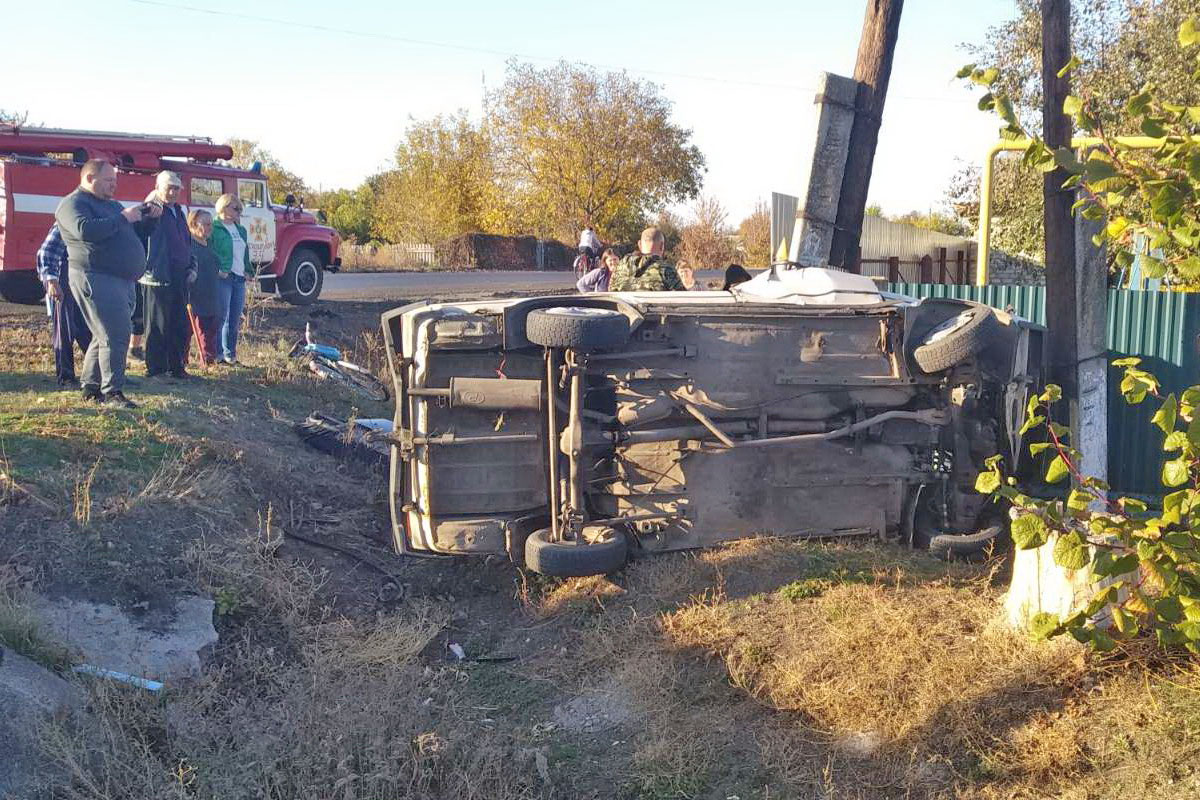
[{"left": 288, "top": 323, "right": 390, "bottom": 402}]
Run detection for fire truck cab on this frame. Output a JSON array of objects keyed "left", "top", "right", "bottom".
[{"left": 0, "top": 127, "right": 341, "bottom": 306}]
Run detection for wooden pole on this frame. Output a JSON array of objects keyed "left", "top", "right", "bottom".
[
  {"left": 1042, "top": 0, "right": 1078, "bottom": 421},
  {"left": 828, "top": 0, "right": 905, "bottom": 267}
]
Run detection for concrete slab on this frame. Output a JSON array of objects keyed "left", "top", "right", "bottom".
[
  {"left": 32, "top": 595, "right": 218, "bottom": 682},
  {"left": 790, "top": 72, "right": 859, "bottom": 267},
  {"left": 0, "top": 649, "right": 84, "bottom": 798}
]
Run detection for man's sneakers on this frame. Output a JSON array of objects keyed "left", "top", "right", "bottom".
[
  {"left": 81, "top": 384, "right": 103, "bottom": 403},
  {"left": 58, "top": 377, "right": 81, "bottom": 390},
  {"left": 102, "top": 391, "right": 138, "bottom": 409}
]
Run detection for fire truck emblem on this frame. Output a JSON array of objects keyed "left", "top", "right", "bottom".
[{"left": 247, "top": 217, "right": 270, "bottom": 243}]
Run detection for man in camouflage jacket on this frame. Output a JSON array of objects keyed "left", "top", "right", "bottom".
[{"left": 608, "top": 227, "right": 685, "bottom": 291}]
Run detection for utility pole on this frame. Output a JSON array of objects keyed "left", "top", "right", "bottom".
[
  {"left": 828, "top": 0, "right": 904, "bottom": 268},
  {"left": 1042, "top": 0, "right": 1079, "bottom": 431}
]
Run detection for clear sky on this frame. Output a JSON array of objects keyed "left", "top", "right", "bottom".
[{"left": 4, "top": 0, "right": 1020, "bottom": 222}]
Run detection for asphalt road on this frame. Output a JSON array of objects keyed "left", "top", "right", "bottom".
[
  {"left": 0, "top": 269, "right": 732, "bottom": 313},
  {"left": 321, "top": 269, "right": 728, "bottom": 301}
]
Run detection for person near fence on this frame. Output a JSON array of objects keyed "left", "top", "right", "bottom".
[
  {"left": 210, "top": 193, "right": 252, "bottom": 366},
  {"left": 36, "top": 223, "right": 92, "bottom": 388},
  {"left": 576, "top": 248, "right": 619, "bottom": 293},
  {"left": 608, "top": 227, "right": 684, "bottom": 292},
  {"left": 54, "top": 159, "right": 159, "bottom": 408},
  {"left": 140, "top": 171, "right": 196, "bottom": 379},
  {"left": 187, "top": 209, "right": 222, "bottom": 364}
]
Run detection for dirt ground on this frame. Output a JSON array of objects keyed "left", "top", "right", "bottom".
[{"left": 3, "top": 290, "right": 1200, "bottom": 800}]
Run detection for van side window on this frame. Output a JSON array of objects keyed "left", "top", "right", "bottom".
[
  {"left": 190, "top": 177, "right": 223, "bottom": 207},
  {"left": 239, "top": 180, "right": 266, "bottom": 209}
]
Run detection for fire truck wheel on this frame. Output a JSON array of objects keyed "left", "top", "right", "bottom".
[
  {"left": 0, "top": 272, "right": 46, "bottom": 305},
  {"left": 280, "top": 247, "right": 324, "bottom": 306}
]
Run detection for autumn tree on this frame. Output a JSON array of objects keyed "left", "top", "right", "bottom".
[
  {"left": 652, "top": 209, "right": 684, "bottom": 258},
  {"left": 737, "top": 200, "right": 771, "bottom": 267},
  {"left": 679, "top": 196, "right": 736, "bottom": 269},
  {"left": 310, "top": 181, "right": 379, "bottom": 243},
  {"left": 890, "top": 209, "right": 973, "bottom": 237},
  {"left": 225, "top": 138, "right": 310, "bottom": 201},
  {"left": 371, "top": 112, "right": 503, "bottom": 244},
  {"left": 488, "top": 60, "right": 705, "bottom": 243},
  {"left": 949, "top": 0, "right": 1200, "bottom": 264}
]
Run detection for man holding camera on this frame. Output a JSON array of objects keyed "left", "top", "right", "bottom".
[
  {"left": 140, "top": 170, "right": 195, "bottom": 379},
  {"left": 54, "top": 159, "right": 160, "bottom": 408}
]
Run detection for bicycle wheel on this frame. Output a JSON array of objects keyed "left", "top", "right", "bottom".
[{"left": 308, "top": 356, "right": 390, "bottom": 402}]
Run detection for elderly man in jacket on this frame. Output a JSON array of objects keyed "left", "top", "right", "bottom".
[
  {"left": 139, "top": 170, "right": 196, "bottom": 378},
  {"left": 54, "top": 159, "right": 159, "bottom": 408}
]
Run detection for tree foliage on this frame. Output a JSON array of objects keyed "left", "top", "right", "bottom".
[
  {"left": 950, "top": 0, "right": 1200, "bottom": 267},
  {"left": 978, "top": 361, "right": 1200, "bottom": 652},
  {"left": 225, "top": 138, "right": 310, "bottom": 201},
  {"left": 679, "top": 196, "right": 735, "bottom": 269},
  {"left": 737, "top": 200, "right": 771, "bottom": 267},
  {"left": 370, "top": 113, "right": 503, "bottom": 245},
  {"left": 310, "top": 181, "right": 378, "bottom": 243},
  {"left": 488, "top": 60, "right": 705, "bottom": 243},
  {"left": 965, "top": 15, "right": 1200, "bottom": 285},
  {"left": 889, "top": 209, "right": 974, "bottom": 238}
]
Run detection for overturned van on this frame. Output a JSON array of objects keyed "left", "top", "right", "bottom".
[{"left": 380, "top": 267, "right": 1043, "bottom": 576}]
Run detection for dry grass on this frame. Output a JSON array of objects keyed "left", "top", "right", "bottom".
[
  {"left": 185, "top": 524, "right": 329, "bottom": 631},
  {"left": 308, "top": 600, "right": 449, "bottom": 672},
  {"left": 9, "top": 305, "right": 1200, "bottom": 800},
  {"left": 0, "top": 572, "right": 73, "bottom": 670}
]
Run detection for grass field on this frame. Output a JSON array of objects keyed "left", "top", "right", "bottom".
[{"left": 2, "top": 295, "right": 1200, "bottom": 799}]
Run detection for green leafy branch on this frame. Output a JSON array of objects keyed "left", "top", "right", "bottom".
[
  {"left": 959, "top": 16, "right": 1200, "bottom": 285},
  {"left": 976, "top": 359, "right": 1200, "bottom": 652}
]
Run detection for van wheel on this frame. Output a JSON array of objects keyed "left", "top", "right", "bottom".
[
  {"left": 280, "top": 247, "right": 324, "bottom": 306},
  {"left": 912, "top": 305, "right": 999, "bottom": 373},
  {"left": 524, "top": 527, "right": 627, "bottom": 576},
  {"left": 928, "top": 525, "right": 1006, "bottom": 561},
  {"left": 526, "top": 307, "right": 628, "bottom": 349},
  {"left": 0, "top": 272, "right": 45, "bottom": 305}
]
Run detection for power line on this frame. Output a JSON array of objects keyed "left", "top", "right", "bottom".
[
  {"left": 129, "top": 0, "right": 820, "bottom": 92},
  {"left": 130, "top": 0, "right": 971, "bottom": 104}
]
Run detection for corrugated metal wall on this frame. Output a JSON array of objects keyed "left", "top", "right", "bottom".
[
  {"left": 860, "top": 216, "right": 975, "bottom": 262},
  {"left": 770, "top": 192, "right": 799, "bottom": 262},
  {"left": 888, "top": 282, "right": 1200, "bottom": 496}
]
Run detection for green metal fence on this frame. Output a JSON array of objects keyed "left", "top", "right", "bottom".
[{"left": 888, "top": 283, "right": 1200, "bottom": 495}]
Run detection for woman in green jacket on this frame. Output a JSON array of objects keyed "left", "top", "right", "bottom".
[{"left": 210, "top": 194, "right": 253, "bottom": 365}]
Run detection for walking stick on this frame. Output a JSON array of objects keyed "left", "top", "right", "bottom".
[{"left": 186, "top": 302, "right": 208, "bottom": 366}]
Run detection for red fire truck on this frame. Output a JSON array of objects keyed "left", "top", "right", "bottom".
[{"left": 0, "top": 127, "right": 341, "bottom": 305}]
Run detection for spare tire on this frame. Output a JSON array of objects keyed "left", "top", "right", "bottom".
[
  {"left": 524, "top": 527, "right": 627, "bottom": 576},
  {"left": 912, "top": 305, "right": 1000, "bottom": 374},
  {"left": 526, "top": 307, "right": 629, "bottom": 350}
]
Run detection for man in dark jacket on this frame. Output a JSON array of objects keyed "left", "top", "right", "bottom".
[
  {"left": 54, "top": 159, "right": 159, "bottom": 408},
  {"left": 139, "top": 171, "right": 196, "bottom": 378}
]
